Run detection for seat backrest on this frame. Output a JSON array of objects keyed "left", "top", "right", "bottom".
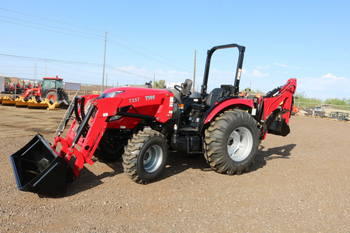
[
  {"left": 181, "top": 79, "right": 192, "bottom": 96},
  {"left": 205, "top": 88, "right": 226, "bottom": 106}
]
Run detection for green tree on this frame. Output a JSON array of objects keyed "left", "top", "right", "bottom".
[
  {"left": 154, "top": 80, "right": 166, "bottom": 89},
  {"left": 324, "top": 98, "right": 348, "bottom": 106},
  {"left": 254, "top": 89, "right": 265, "bottom": 94},
  {"left": 294, "top": 91, "right": 307, "bottom": 100},
  {"left": 294, "top": 91, "right": 322, "bottom": 109}
]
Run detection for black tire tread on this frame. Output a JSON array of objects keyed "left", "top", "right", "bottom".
[
  {"left": 122, "top": 129, "right": 166, "bottom": 184},
  {"left": 94, "top": 133, "right": 124, "bottom": 163},
  {"left": 204, "top": 109, "right": 260, "bottom": 175}
]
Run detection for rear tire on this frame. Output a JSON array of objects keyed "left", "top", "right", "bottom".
[
  {"left": 122, "top": 129, "right": 168, "bottom": 184},
  {"left": 204, "top": 109, "right": 260, "bottom": 175},
  {"left": 46, "top": 91, "right": 57, "bottom": 102}
]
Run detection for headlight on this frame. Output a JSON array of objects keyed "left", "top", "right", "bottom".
[
  {"left": 99, "top": 91, "right": 124, "bottom": 99},
  {"left": 107, "top": 115, "right": 123, "bottom": 122}
]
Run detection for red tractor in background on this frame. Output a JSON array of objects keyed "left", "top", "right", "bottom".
[
  {"left": 10, "top": 43, "right": 297, "bottom": 196},
  {"left": 22, "top": 76, "right": 69, "bottom": 102}
]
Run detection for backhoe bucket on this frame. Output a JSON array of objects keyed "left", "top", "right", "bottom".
[{"left": 10, "top": 134, "right": 75, "bottom": 196}]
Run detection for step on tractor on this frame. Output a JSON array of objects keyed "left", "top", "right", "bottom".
[
  {"left": 21, "top": 76, "right": 69, "bottom": 103},
  {"left": 10, "top": 43, "right": 297, "bottom": 196}
]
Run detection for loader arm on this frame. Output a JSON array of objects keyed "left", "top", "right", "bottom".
[
  {"left": 53, "top": 96, "right": 123, "bottom": 178},
  {"left": 53, "top": 90, "right": 174, "bottom": 179}
]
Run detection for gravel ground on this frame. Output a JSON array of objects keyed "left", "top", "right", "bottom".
[{"left": 0, "top": 105, "right": 350, "bottom": 232}]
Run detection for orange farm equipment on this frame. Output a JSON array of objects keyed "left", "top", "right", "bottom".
[{"left": 21, "top": 76, "right": 69, "bottom": 102}]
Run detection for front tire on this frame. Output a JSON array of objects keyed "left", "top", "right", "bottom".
[
  {"left": 122, "top": 130, "right": 168, "bottom": 184},
  {"left": 204, "top": 109, "right": 260, "bottom": 175},
  {"left": 94, "top": 132, "right": 124, "bottom": 163}
]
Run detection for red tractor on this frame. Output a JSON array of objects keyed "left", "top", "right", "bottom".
[
  {"left": 22, "top": 76, "right": 69, "bottom": 102},
  {"left": 10, "top": 44, "right": 297, "bottom": 196}
]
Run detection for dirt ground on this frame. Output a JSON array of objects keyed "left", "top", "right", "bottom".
[{"left": 1, "top": 105, "right": 350, "bottom": 232}]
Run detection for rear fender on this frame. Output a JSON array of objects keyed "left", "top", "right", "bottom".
[{"left": 203, "top": 98, "right": 254, "bottom": 125}]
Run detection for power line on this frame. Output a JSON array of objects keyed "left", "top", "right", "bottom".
[
  {"left": 0, "top": 65, "right": 33, "bottom": 69},
  {"left": 53, "top": 63, "right": 101, "bottom": 74},
  {"left": 1, "top": 53, "right": 176, "bottom": 82},
  {"left": 0, "top": 15, "right": 102, "bottom": 38},
  {"left": 47, "top": 67, "right": 98, "bottom": 79},
  {"left": 105, "top": 64, "right": 189, "bottom": 82},
  {"left": 0, "top": 41, "right": 101, "bottom": 57},
  {"left": 108, "top": 38, "right": 192, "bottom": 73},
  {"left": 109, "top": 32, "right": 193, "bottom": 70},
  {"left": 105, "top": 64, "right": 146, "bottom": 79},
  {"left": 0, "top": 53, "right": 103, "bottom": 66},
  {"left": 0, "top": 7, "right": 104, "bottom": 33},
  {"left": 0, "top": 19, "right": 103, "bottom": 41},
  {"left": 0, "top": 7, "right": 196, "bottom": 78}
]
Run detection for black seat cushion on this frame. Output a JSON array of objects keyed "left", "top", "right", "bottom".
[{"left": 205, "top": 88, "right": 226, "bottom": 106}]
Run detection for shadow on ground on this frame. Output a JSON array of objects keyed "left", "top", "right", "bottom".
[
  {"left": 61, "top": 153, "right": 209, "bottom": 197},
  {"left": 251, "top": 143, "right": 297, "bottom": 172},
  {"left": 63, "top": 158, "right": 124, "bottom": 197},
  {"left": 57, "top": 144, "right": 296, "bottom": 197}
]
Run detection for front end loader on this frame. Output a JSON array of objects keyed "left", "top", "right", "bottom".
[{"left": 10, "top": 43, "right": 297, "bottom": 196}]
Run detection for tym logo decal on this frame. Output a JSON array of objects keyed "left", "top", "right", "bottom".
[{"left": 145, "top": 95, "right": 155, "bottom": 101}]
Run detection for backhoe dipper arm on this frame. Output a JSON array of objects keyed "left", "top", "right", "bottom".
[{"left": 259, "top": 78, "right": 297, "bottom": 139}]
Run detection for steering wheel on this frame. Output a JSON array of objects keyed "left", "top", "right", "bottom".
[{"left": 174, "top": 84, "right": 182, "bottom": 93}]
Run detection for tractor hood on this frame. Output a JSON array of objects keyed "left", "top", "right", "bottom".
[
  {"left": 92, "top": 87, "right": 174, "bottom": 123},
  {"left": 103, "top": 87, "right": 171, "bottom": 99},
  {"left": 102, "top": 87, "right": 172, "bottom": 111}
]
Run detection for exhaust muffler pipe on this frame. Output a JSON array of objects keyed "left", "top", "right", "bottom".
[{"left": 10, "top": 134, "right": 75, "bottom": 196}]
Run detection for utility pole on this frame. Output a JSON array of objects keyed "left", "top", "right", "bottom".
[
  {"left": 105, "top": 72, "right": 108, "bottom": 87},
  {"left": 153, "top": 73, "right": 155, "bottom": 88},
  {"left": 193, "top": 50, "right": 196, "bottom": 92},
  {"left": 102, "top": 32, "right": 107, "bottom": 93},
  {"left": 45, "top": 59, "right": 47, "bottom": 77},
  {"left": 34, "top": 63, "right": 37, "bottom": 80}
]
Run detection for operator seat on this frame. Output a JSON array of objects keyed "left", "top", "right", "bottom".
[{"left": 204, "top": 88, "right": 226, "bottom": 107}]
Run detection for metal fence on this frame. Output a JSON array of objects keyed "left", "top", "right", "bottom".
[
  {"left": 1, "top": 77, "right": 113, "bottom": 97},
  {"left": 296, "top": 101, "right": 350, "bottom": 118}
]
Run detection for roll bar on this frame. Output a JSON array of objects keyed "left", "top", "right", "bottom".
[{"left": 201, "top": 43, "right": 245, "bottom": 99}]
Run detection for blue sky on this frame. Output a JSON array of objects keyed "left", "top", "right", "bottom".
[{"left": 0, "top": 0, "right": 349, "bottom": 100}]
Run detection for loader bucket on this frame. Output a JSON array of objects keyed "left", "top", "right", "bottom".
[{"left": 10, "top": 134, "right": 75, "bottom": 196}]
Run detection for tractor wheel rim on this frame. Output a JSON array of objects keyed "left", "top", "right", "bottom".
[
  {"left": 143, "top": 145, "right": 163, "bottom": 173},
  {"left": 227, "top": 126, "right": 253, "bottom": 162},
  {"left": 48, "top": 95, "right": 56, "bottom": 101}
]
